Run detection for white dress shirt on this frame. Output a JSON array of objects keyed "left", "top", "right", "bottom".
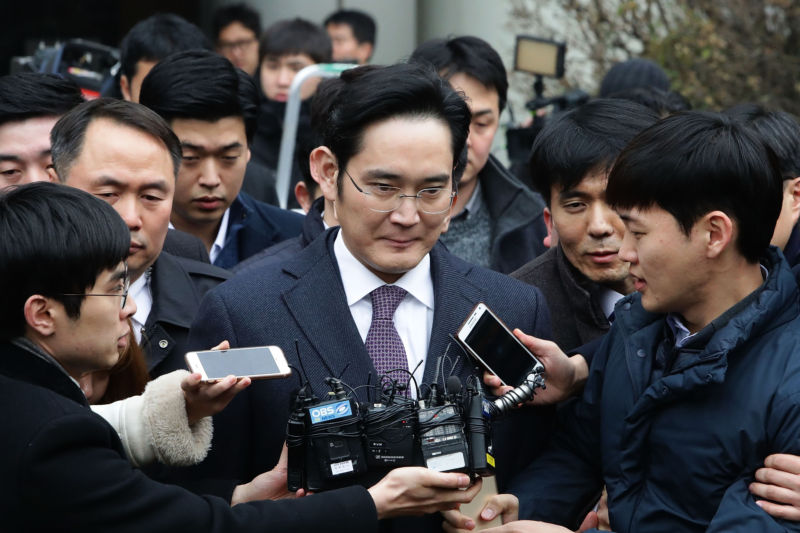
[
  {"left": 333, "top": 231, "right": 434, "bottom": 395},
  {"left": 208, "top": 208, "right": 230, "bottom": 264},
  {"left": 130, "top": 272, "right": 152, "bottom": 344}
]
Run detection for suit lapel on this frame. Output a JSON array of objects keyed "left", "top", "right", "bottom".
[
  {"left": 281, "top": 230, "right": 375, "bottom": 389},
  {"left": 423, "top": 243, "right": 486, "bottom": 385}
]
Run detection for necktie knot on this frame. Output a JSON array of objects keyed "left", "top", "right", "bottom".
[{"left": 370, "top": 285, "right": 407, "bottom": 320}]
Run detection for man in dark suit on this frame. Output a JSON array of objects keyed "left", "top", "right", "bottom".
[
  {"left": 0, "top": 181, "right": 481, "bottom": 532},
  {"left": 511, "top": 100, "right": 659, "bottom": 351},
  {"left": 50, "top": 98, "right": 231, "bottom": 379},
  {"left": 139, "top": 50, "right": 303, "bottom": 270},
  {"left": 181, "top": 64, "right": 585, "bottom": 531}
]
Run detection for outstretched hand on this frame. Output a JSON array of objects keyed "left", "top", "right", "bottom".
[
  {"left": 483, "top": 330, "right": 588, "bottom": 406},
  {"left": 231, "top": 443, "right": 306, "bottom": 505},
  {"left": 182, "top": 340, "right": 251, "bottom": 425},
  {"left": 368, "top": 468, "right": 482, "bottom": 519}
]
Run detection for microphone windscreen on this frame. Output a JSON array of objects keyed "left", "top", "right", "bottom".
[{"left": 446, "top": 375, "right": 462, "bottom": 396}]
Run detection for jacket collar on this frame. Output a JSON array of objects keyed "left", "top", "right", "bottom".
[
  {"left": 0, "top": 340, "right": 88, "bottom": 407},
  {"left": 479, "top": 154, "right": 544, "bottom": 230},
  {"left": 554, "top": 244, "right": 612, "bottom": 332},
  {"left": 146, "top": 252, "right": 201, "bottom": 330},
  {"left": 301, "top": 196, "right": 326, "bottom": 247}
]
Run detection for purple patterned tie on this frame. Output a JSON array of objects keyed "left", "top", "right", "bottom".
[{"left": 365, "top": 285, "right": 409, "bottom": 389}]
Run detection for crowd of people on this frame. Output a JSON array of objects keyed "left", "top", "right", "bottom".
[{"left": 2, "top": 4, "right": 800, "bottom": 532}]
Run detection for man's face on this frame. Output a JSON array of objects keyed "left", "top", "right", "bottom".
[
  {"left": 447, "top": 73, "right": 499, "bottom": 188},
  {"left": 0, "top": 116, "right": 59, "bottom": 187},
  {"left": 217, "top": 21, "right": 260, "bottom": 76},
  {"left": 326, "top": 23, "right": 371, "bottom": 64},
  {"left": 618, "top": 206, "right": 707, "bottom": 315},
  {"left": 548, "top": 172, "right": 632, "bottom": 294},
  {"left": 120, "top": 59, "right": 158, "bottom": 103},
  {"left": 62, "top": 118, "right": 174, "bottom": 282},
  {"left": 260, "top": 53, "right": 318, "bottom": 102},
  {"left": 170, "top": 117, "right": 249, "bottom": 230},
  {"left": 50, "top": 262, "right": 135, "bottom": 379},
  {"left": 321, "top": 116, "right": 454, "bottom": 283}
]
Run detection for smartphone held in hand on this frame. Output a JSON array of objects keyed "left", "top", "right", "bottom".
[{"left": 185, "top": 346, "right": 291, "bottom": 382}]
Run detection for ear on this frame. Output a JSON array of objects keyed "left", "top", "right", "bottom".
[
  {"left": 120, "top": 75, "right": 132, "bottom": 102},
  {"left": 245, "top": 145, "right": 251, "bottom": 165},
  {"left": 294, "top": 181, "right": 312, "bottom": 213},
  {"left": 439, "top": 192, "right": 458, "bottom": 234},
  {"left": 23, "top": 295, "right": 58, "bottom": 337},
  {"left": 310, "top": 146, "right": 339, "bottom": 202},
  {"left": 703, "top": 210, "right": 734, "bottom": 259},
  {"left": 543, "top": 206, "right": 556, "bottom": 248},
  {"left": 788, "top": 177, "right": 800, "bottom": 225},
  {"left": 47, "top": 166, "right": 60, "bottom": 183},
  {"left": 359, "top": 43, "right": 374, "bottom": 64}
]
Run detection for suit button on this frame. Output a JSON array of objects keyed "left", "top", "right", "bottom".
[
  {"left": 636, "top": 349, "right": 646, "bottom": 358},
  {"left": 159, "top": 339, "right": 169, "bottom": 349}
]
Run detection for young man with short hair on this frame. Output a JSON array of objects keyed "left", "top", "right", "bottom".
[
  {"left": 119, "top": 13, "right": 211, "bottom": 103},
  {"left": 50, "top": 98, "right": 230, "bottom": 378},
  {"left": 251, "top": 18, "right": 331, "bottom": 206},
  {"left": 512, "top": 99, "right": 659, "bottom": 350},
  {"left": 0, "top": 72, "right": 83, "bottom": 187},
  {"left": 0, "top": 181, "right": 479, "bottom": 532},
  {"left": 139, "top": 50, "right": 303, "bottom": 269},
  {"left": 410, "top": 36, "right": 547, "bottom": 273},
  {"left": 212, "top": 3, "right": 261, "bottom": 76},
  {"left": 448, "top": 112, "right": 800, "bottom": 532},
  {"left": 324, "top": 9, "right": 376, "bottom": 65}
]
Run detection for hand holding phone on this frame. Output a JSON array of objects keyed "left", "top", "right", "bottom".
[
  {"left": 456, "top": 303, "right": 544, "bottom": 387},
  {"left": 185, "top": 346, "right": 291, "bottom": 382}
]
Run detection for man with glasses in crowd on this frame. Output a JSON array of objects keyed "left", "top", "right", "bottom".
[{"left": 178, "top": 64, "right": 576, "bottom": 532}]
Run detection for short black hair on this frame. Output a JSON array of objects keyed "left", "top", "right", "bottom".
[
  {"left": 410, "top": 36, "right": 508, "bottom": 112},
  {"left": 320, "top": 63, "right": 470, "bottom": 191},
  {"left": 530, "top": 99, "right": 660, "bottom": 204},
  {"left": 212, "top": 3, "right": 261, "bottom": 41},
  {"left": 0, "top": 72, "right": 84, "bottom": 127},
  {"left": 324, "top": 9, "right": 376, "bottom": 46},
  {"left": 139, "top": 50, "right": 259, "bottom": 144},
  {"left": 599, "top": 58, "right": 670, "bottom": 98},
  {"left": 0, "top": 182, "right": 129, "bottom": 341},
  {"left": 259, "top": 18, "right": 332, "bottom": 64},
  {"left": 50, "top": 98, "right": 182, "bottom": 180},
  {"left": 606, "top": 111, "right": 783, "bottom": 263},
  {"left": 120, "top": 13, "right": 212, "bottom": 80},
  {"left": 725, "top": 104, "right": 800, "bottom": 180},
  {"left": 607, "top": 87, "right": 691, "bottom": 118}
]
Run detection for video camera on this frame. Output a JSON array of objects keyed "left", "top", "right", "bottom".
[
  {"left": 11, "top": 39, "right": 120, "bottom": 99},
  {"left": 286, "top": 342, "right": 545, "bottom": 492}
]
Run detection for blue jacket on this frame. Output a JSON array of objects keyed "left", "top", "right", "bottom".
[
  {"left": 510, "top": 247, "right": 800, "bottom": 532},
  {"left": 213, "top": 192, "right": 303, "bottom": 270}
]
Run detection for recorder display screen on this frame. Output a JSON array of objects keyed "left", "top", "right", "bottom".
[{"left": 464, "top": 313, "right": 539, "bottom": 386}]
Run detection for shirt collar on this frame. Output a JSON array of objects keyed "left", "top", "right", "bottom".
[
  {"left": 209, "top": 208, "right": 231, "bottom": 264},
  {"left": 333, "top": 230, "right": 434, "bottom": 310}
]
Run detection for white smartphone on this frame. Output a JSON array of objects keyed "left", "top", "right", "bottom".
[
  {"left": 184, "top": 346, "right": 291, "bottom": 382},
  {"left": 456, "top": 302, "right": 544, "bottom": 387}
]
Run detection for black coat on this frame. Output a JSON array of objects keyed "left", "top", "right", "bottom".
[
  {"left": 162, "top": 228, "right": 210, "bottom": 263},
  {"left": 0, "top": 341, "right": 378, "bottom": 533},
  {"left": 142, "top": 252, "right": 230, "bottom": 379}
]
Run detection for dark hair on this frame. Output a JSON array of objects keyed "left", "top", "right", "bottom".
[
  {"left": 0, "top": 73, "right": 84, "bottom": 127},
  {"left": 607, "top": 87, "right": 691, "bottom": 117},
  {"left": 530, "top": 99, "right": 660, "bottom": 204},
  {"left": 606, "top": 111, "right": 783, "bottom": 263},
  {"left": 410, "top": 36, "right": 508, "bottom": 112},
  {"left": 259, "top": 18, "right": 332, "bottom": 64},
  {"left": 320, "top": 63, "right": 470, "bottom": 190},
  {"left": 724, "top": 104, "right": 800, "bottom": 180},
  {"left": 139, "top": 50, "right": 259, "bottom": 143},
  {"left": 212, "top": 3, "right": 261, "bottom": 41},
  {"left": 50, "top": 98, "right": 182, "bottom": 180},
  {"left": 0, "top": 182, "right": 130, "bottom": 341},
  {"left": 599, "top": 58, "right": 670, "bottom": 98},
  {"left": 324, "top": 9, "right": 376, "bottom": 46},
  {"left": 120, "top": 13, "right": 212, "bottom": 80}
]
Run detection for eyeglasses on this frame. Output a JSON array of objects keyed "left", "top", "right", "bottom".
[
  {"left": 344, "top": 169, "right": 456, "bottom": 215},
  {"left": 62, "top": 267, "right": 130, "bottom": 310},
  {"left": 217, "top": 38, "right": 257, "bottom": 52}
]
